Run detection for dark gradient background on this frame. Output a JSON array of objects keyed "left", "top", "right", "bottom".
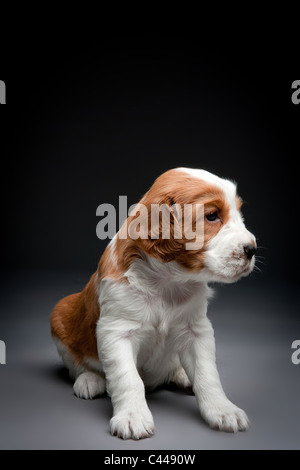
[{"left": 0, "top": 32, "right": 299, "bottom": 449}]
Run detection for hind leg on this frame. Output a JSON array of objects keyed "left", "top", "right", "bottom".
[
  {"left": 169, "top": 364, "right": 193, "bottom": 393},
  {"left": 53, "top": 336, "right": 106, "bottom": 399},
  {"left": 73, "top": 371, "right": 106, "bottom": 399}
]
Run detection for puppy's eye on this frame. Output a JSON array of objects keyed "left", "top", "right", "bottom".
[{"left": 206, "top": 211, "right": 218, "bottom": 222}]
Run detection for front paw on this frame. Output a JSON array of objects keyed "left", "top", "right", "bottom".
[
  {"left": 201, "top": 400, "right": 249, "bottom": 433},
  {"left": 110, "top": 408, "right": 154, "bottom": 440}
]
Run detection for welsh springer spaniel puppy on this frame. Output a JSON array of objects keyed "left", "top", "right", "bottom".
[{"left": 51, "top": 168, "right": 256, "bottom": 439}]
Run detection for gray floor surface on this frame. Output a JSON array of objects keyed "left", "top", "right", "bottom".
[{"left": 0, "top": 270, "right": 299, "bottom": 450}]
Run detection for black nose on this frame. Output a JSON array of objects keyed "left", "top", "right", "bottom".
[{"left": 244, "top": 244, "right": 256, "bottom": 260}]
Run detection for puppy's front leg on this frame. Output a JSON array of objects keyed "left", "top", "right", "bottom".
[
  {"left": 179, "top": 316, "right": 249, "bottom": 432},
  {"left": 98, "top": 332, "right": 154, "bottom": 440}
]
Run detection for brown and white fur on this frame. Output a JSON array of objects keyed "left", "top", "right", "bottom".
[{"left": 51, "top": 168, "right": 256, "bottom": 439}]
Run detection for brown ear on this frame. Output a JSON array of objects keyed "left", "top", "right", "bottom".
[{"left": 134, "top": 201, "right": 185, "bottom": 263}]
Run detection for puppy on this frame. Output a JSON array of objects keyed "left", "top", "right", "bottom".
[{"left": 51, "top": 168, "right": 256, "bottom": 439}]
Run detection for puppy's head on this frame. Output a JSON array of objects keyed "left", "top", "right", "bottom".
[{"left": 132, "top": 167, "right": 256, "bottom": 283}]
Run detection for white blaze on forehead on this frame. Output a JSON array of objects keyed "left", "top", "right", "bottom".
[{"left": 176, "top": 167, "right": 238, "bottom": 213}]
